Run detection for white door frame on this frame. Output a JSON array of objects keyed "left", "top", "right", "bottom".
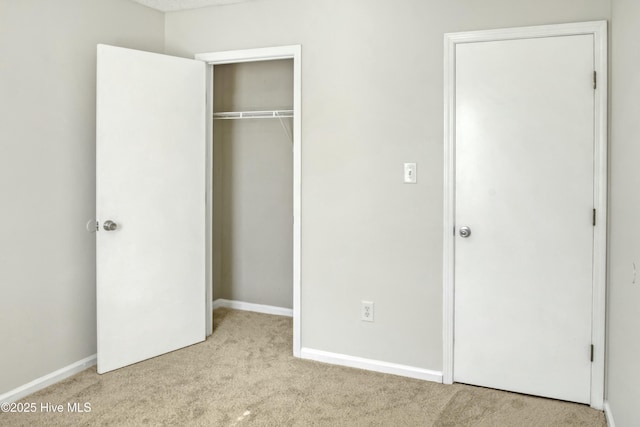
[
  {"left": 442, "top": 21, "right": 607, "bottom": 409},
  {"left": 195, "top": 45, "right": 302, "bottom": 357}
]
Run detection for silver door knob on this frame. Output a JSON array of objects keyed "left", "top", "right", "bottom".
[
  {"left": 103, "top": 220, "right": 118, "bottom": 231},
  {"left": 459, "top": 226, "right": 471, "bottom": 238}
]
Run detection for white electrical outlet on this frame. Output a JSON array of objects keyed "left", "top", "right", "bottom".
[
  {"left": 404, "top": 163, "right": 417, "bottom": 183},
  {"left": 361, "top": 301, "right": 374, "bottom": 322}
]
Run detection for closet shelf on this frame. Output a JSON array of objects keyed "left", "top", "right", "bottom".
[{"left": 213, "top": 110, "right": 294, "bottom": 120}]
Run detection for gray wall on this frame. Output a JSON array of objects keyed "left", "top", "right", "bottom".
[
  {"left": 607, "top": 0, "right": 640, "bottom": 423},
  {"left": 0, "top": 0, "right": 164, "bottom": 395},
  {"left": 165, "top": 0, "right": 610, "bottom": 370},
  {"left": 213, "top": 60, "right": 293, "bottom": 308}
]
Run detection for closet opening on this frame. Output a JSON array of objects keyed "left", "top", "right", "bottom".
[
  {"left": 198, "top": 46, "right": 302, "bottom": 356},
  {"left": 199, "top": 45, "right": 302, "bottom": 356},
  {"left": 212, "top": 58, "right": 294, "bottom": 310}
]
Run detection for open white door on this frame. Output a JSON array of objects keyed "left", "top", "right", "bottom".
[{"left": 96, "top": 45, "right": 206, "bottom": 374}]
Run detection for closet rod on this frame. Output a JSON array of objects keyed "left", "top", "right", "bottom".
[{"left": 213, "top": 110, "right": 294, "bottom": 120}]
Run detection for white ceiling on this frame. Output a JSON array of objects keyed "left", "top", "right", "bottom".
[{"left": 130, "top": 0, "right": 256, "bottom": 12}]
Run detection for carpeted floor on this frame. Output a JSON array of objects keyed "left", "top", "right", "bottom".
[{"left": 1, "top": 308, "right": 606, "bottom": 426}]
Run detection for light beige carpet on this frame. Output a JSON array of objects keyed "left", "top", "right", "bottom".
[{"left": 1, "top": 309, "right": 606, "bottom": 426}]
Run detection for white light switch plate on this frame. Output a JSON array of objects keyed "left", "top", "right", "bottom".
[{"left": 404, "top": 163, "right": 417, "bottom": 183}]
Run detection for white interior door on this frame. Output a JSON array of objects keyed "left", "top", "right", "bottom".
[
  {"left": 454, "top": 35, "right": 594, "bottom": 403},
  {"left": 96, "top": 45, "right": 206, "bottom": 374}
]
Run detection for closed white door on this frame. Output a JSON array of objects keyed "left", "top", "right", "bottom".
[
  {"left": 96, "top": 45, "right": 206, "bottom": 374},
  {"left": 454, "top": 35, "right": 594, "bottom": 403}
]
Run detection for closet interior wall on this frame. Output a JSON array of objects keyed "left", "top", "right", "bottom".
[{"left": 212, "top": 59, "right": 294, "bottom": 309}]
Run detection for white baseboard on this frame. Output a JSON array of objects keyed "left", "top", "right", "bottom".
[
  {"left": 604, "top": 401, "right": 615, "bottom": 427},
  {"left": 213, "top": 298, "right": 293, "bottom": 317},
  {"left": 300, "top": 347, "right": 443, "bottom": 383},
  {"left": 0, "top": 354, "right": 96, "bottom": 404}
]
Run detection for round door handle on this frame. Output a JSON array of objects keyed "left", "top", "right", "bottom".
[
  {"left": 103, "top": 220, "right": 118, "bottom": 231},
  {"left": 459, "top": 226, "right": 471, "bottom": 238}
]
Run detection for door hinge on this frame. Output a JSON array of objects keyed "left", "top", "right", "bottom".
[
  {"left": 593, "top": 71, "right": 597, "bottom": 90},
  {"left": 593, "top": 209, "right": 596, "bottom": 226},
  {"left": 590, "top": 344, "right": 594, "bottom": 362}
]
